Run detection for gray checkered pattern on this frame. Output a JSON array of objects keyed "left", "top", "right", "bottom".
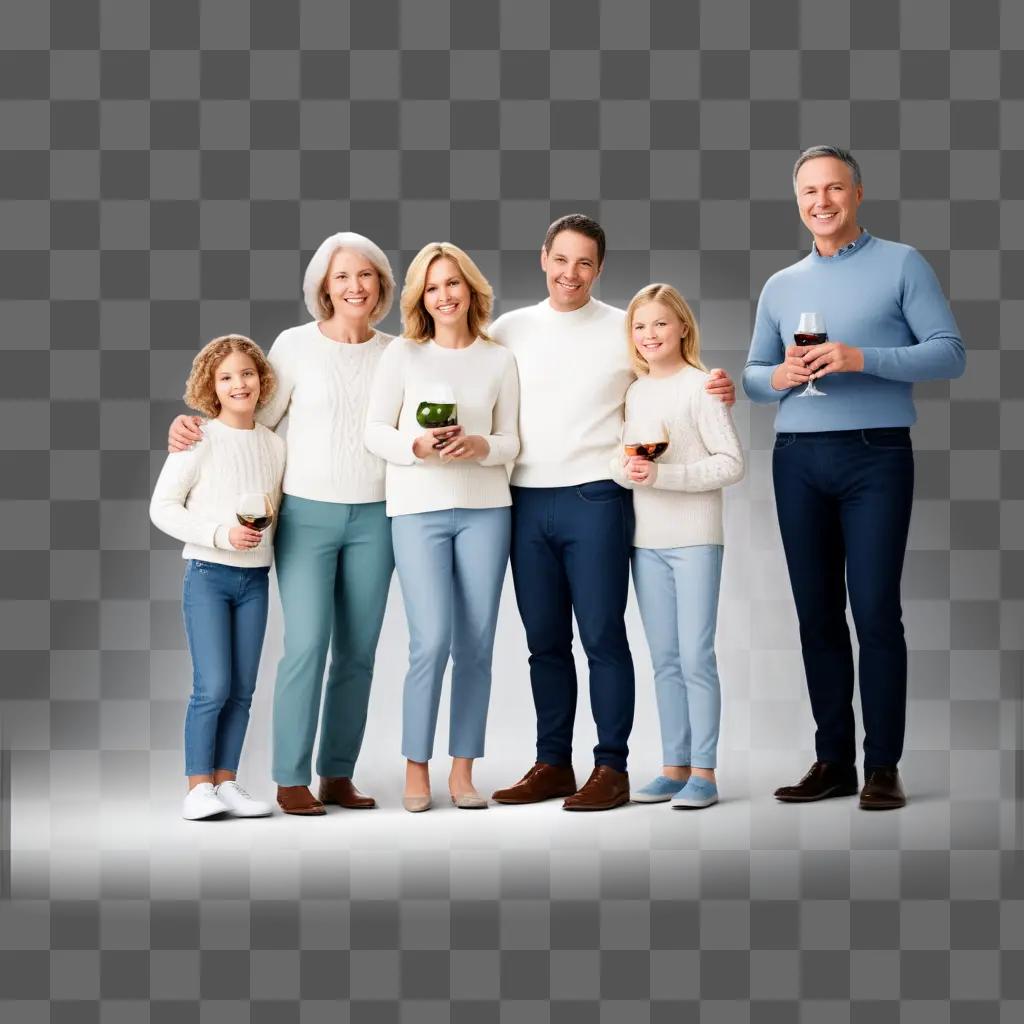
[{"left": 1, "top": 0, "right": 1022, "bottom": 1018}]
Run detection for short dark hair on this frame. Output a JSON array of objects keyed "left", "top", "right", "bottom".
[
  {"left": 543, "top": 214, "right": 606, "bottom": 267},
  {"left": 793, "top": 145, "right": 862, "bottom": 190}
]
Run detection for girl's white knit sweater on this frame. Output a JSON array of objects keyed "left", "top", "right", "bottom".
[
  {"left": 150, "top": 419, "right": 286, "bottom": 567},
  {"left": 612, "top": 366, "right": 744, "bottom": 549}
]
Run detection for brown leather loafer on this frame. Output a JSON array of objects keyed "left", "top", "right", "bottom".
[
  {"left": 276, "top": 785, "right": 326, "bottom": 816},
  {"left": 774, "top": 761, "right": 858, "bottom": 803},
  {"left": 859, "top": 767, "right": 906, "bottom": 810},
  {"left": 563, "top": 765, "right": 630, "bottom": 811},
  {"left": 492, "top": 763, "right": 577, "bottom": 804},
  {"left": 318, "top": 777, "right": 376, "bottom": 809}
]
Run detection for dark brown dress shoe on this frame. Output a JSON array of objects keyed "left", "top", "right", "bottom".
[
  {"left": 859, "top": 767, "right": 906, "bottom": 810},
  {"left": 563, "top": 765, "right": 630, "bottom": 811},
  {"left": 276, "top": 785, "right": 326, "bottom": 816},
  {"left": 318, "top": 777, "right": 376, "bottom": 809},
  {"left": 774, "top": 761, "right": 858, "bottom": 803},
  {"left": 492, "top": 763, "right": 577, "bottom": 804}
]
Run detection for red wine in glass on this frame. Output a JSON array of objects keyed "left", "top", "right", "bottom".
[{"left": 794, "top": 312, "right": 827, "bottom": 397}]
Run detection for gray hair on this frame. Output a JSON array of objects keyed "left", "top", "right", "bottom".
[
  {"left": 302, "top": 231, "right": 396, "bottom": 324},
  {"left": 792, "top": 145, "right": 862, "bottom": 191}
]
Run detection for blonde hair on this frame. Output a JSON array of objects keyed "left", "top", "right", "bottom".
[
  {"left": 183, "top": 335, "right": 276, "bottom": 419},
  {"left": 400, "top": 242, "right": 493, "bottom": 343},
  {"left": 625, "top": 283, "right": 705, "bottom": 376},
  {"left": 302, "top": 231, "right": 396, "bottom": 324}
]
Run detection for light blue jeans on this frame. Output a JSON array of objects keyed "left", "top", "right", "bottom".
[
  {"left": 182, "top": 559, "right": 270, "bottom": 776},
  {"left": 631, "top": 544, "right": 724, "bottom": 770},
  {"left": 391, "top": 506, "right": 511, "bottom": 763}
]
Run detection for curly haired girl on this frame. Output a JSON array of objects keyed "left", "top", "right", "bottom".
[{"left": 150, "top": 335, "right": 286, "bottom": 820}]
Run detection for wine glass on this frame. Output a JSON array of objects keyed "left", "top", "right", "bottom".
[
  {"left": 415, "top": 382, "right": 458, "bottom": 450},
  {"left": 794, "top": 312, "right": 828, "bottom": 398},
  {"left": 236, "top": 492, "right": 275, "bottom": 544},
  {"left": 622, "top": 417, "right": 669, "bottom": 462}
]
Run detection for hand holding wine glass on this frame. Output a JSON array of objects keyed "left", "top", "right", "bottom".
[
  {"left": 231, "top": 492, "right": 274, "bottom": 550},
  {"left": 622, "top": 417, "right": 668, "bottom": 486}
]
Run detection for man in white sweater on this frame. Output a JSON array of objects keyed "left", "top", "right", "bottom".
[{"left": 489, "top": 215, "right": 735, "bottom": 810}]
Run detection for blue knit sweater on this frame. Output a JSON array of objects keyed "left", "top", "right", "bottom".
[{"left": 742, "top": 232, "right": 966, "bottom": 431}]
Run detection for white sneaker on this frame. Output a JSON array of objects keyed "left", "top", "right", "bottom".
[
  {"left": 215, "top": 780, "right": 273, "bottom": 818},
  {"left": 182, "top": 782, "right": 228, "bottom": 820}
]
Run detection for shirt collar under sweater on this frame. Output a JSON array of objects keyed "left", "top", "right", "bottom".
[{"left": 810, "top": 229, "right": 871, "bottom": 264}]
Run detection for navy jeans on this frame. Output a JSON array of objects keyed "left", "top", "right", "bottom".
[
  {"left": 772, "top": 428, "right": 914, "bottom": 773},
  {"left": 182, "top": 559, "right": 270, "bottom": 776},
  {"left": 510, "top": 481, "right": 636, "bottom": 772}
]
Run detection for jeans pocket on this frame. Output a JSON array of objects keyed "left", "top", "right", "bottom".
[
  {"left": 773, "top": 433, "right": 797, "bottom": 450},
  {"left": 861, "top": 428, "right": 912, "bottom": 451},
  {"left": 576, "top": 479, "right": 627, "bottom": 504}
]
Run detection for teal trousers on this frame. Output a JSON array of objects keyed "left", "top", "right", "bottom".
[{"left": 271, "top": 494, "right": 394, "bottom": 786}]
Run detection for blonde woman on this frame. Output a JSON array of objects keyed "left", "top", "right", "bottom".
[
  {"left": 615, "top": 284, "right": 744, "bottom": 809},
  {"left": 168, "top": 233, "right": 396, "bottom": 816},
  {"left": 365, "top": 243, "right": 519, "bottom": 811}
]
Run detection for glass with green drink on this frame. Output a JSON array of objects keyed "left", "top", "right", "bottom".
[{"left": 415, "top": 382, "right": 458, "bottom": 451}]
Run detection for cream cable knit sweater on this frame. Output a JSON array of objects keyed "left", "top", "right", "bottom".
[{"left": 258, "top": 322, "right": 392, "bottom": 504}]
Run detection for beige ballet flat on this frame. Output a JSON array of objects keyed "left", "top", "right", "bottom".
[
  {"left": 402, "top": 794, "right": 432, "bottom": 813},
  {"left": 450, "top": 791, "right": 488, "bottom": 809}
]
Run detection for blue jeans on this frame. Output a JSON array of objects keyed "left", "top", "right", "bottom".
[
  {"left": 772, "top": 428, "right": 915, "bottom": 772},
  {"left": 391, "top": 507, "right": 511, "bottom": 763},
  {"left": 182, "top": 559, "right": 270, "bottom": 776},
  {"left": 510, "top": 482, "right": 636, "bottom": 772},
  {"left": 631, "top": 545, "right": 724, "bottom": 770}
]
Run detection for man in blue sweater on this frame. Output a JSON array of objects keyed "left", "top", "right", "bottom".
[{"left": 743, "top": 145, "right": 966, "bottom": 810}]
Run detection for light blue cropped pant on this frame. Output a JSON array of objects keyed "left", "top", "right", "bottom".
[
  {"left": 390, "top": 506, "right": 511, "bottom": 764},
  {"left": 631, "top": 544, "right": 724, "bottom": 770}
]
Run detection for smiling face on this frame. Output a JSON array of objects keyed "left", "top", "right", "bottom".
[
  {"left": 631, "top": 300, "right": 687, "bottom": 372},
  {"left": 423, "top": 256, "right": 471, "bottom": 331},
  {"left": 795, "top": 156, "right": 863, "bottom": 253},
  {"left": 213, "top": 350, "right": 260, "bottom": 418},
  {"left": 540, "top": 230, "right": 601, "bottom": 312},
  {"left": 323, "top": 248, "right": 381, "bottom": 324}
]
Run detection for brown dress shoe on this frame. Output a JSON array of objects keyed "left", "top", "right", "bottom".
[
  {"left": 492, "top": 763, "right": 577, "bottom": 804},
  {"left": 318, "top": 777, "right": 376, "bottom": 809},
  {"left": 859, "top": 767, "right": 906, "bottom": 810},
  {"left": 562, "top": 765, "right": 630, "bottom": 812},
  {"left": 774, "top": 761, "right": 858, "bottom": 803},
  {"left": 276, "top": 785, "right": 326, "bottom": 816}
]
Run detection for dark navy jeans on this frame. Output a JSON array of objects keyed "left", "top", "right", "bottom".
[
  {"left": 510, "top": 481, "right": 636, "bottom": 772},
  {"left": 772, "top": 428, "right": 914, "bottom": 773}
]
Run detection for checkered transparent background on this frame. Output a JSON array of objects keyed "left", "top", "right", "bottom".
[{"left": 1, "top": 0, "right": 1023, "bottom": 1018}]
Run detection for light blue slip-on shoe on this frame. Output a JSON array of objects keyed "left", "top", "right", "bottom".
[
  {"left": 632, "top": 775, "right": 685, "bottom": 803},
  {"left": 671, "top": 776, "right": 718, "bottom": 809}
]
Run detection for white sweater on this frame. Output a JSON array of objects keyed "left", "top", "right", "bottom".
[
  {"left": 150, "top": 419, "right": 286, "bottom": 567},
  {"left": 364, "top": 337, "right": 520, "bottom": 517},
  {"left": 489, "top": 298, "right": 635, "bottom": 488},
  {"left": 611, "top": 367, "right": 744, "bottom": 549},
  {"left": 258, "top": 322, "right": 391, "bottom": 504}
]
